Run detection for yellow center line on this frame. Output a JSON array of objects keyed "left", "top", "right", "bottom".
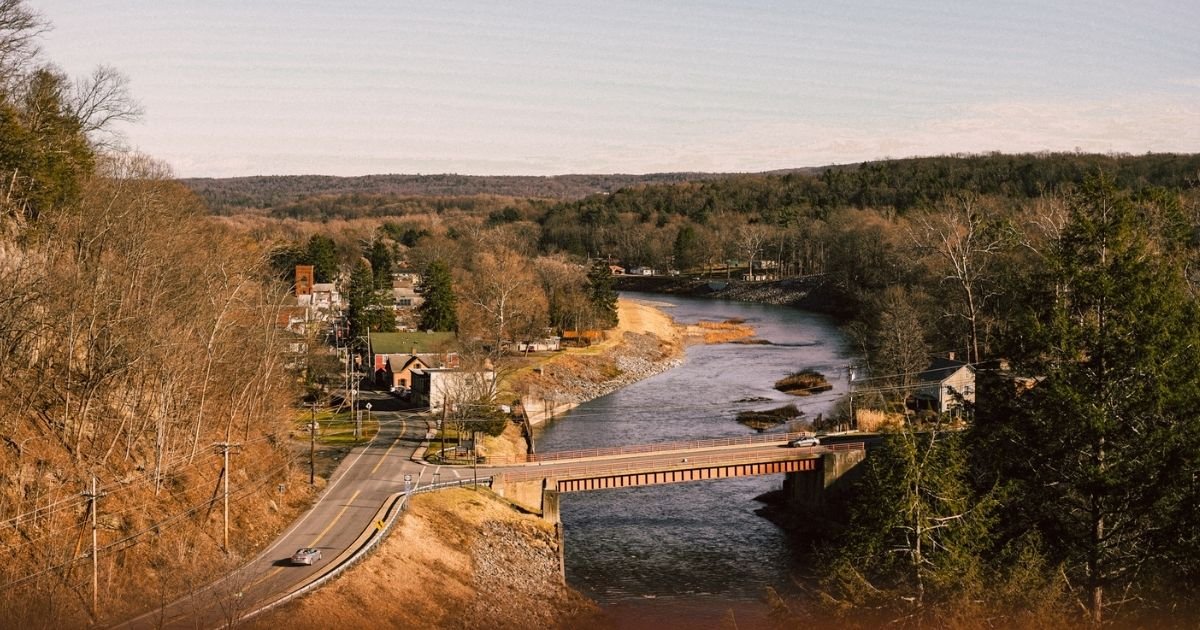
[
  {"left": 309, "top": 488, "right": 361, "bottom": 547},
  {"left": 244, "top": 566, "right": 286, "bottom": 592},
  {"left": 370, "top": 418, "right": 407, "bottom": 475}
]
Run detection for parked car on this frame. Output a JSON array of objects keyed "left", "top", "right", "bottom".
[
  {"left": 786, "top": 436, "right": 820, "bottom": 448},
  {"left": 291, "top": 547, "right": 323, "bottom": 565}
]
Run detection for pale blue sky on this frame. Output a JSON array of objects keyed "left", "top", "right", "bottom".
[{"left": 33, "top": 1, "right": 1200, "bottom": 177}]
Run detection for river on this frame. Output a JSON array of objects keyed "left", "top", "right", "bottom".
[{"left": 534, "top": 292, "right": 853, "bottom": 629}]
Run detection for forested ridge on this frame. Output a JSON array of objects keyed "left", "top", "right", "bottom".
[
  {"left": 182, "top": 171, "right": 746, "bottom": 217},
  {"left": 1, "top": 3, "right": 305, "bottom": 626}
]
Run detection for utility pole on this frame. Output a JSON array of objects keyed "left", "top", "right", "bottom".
[
  {"left": 82, "top": 476, "right": 106, "bottom": 620},
  {"left": 439, "top": 402, "right": 448, "bottom": 463},
  {"left": 472, "top": 431, "right": 479, "bottom": 490},
  {"left": 306, "top": 402, "right": 318, "bottom": 485},
  {"left": 213, "top": 442, "right": 242, "bottom": 553},
  {"left": 847, "top": 365, "right": 856, "bottom": 431}
]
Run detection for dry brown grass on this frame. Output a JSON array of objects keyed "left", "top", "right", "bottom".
[
  {"left": 855, "top": 408, "right": 906, "bottom": 432},
  {"left": 249, "top": 488, "right": 596, "bottom": 630}
]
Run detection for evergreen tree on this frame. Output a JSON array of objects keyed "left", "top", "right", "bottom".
[
  {"left": 973, "top": 175, "right": 1200, "bottom": 623},
  {"left": 823, "top": 427, "right": 993, "bottom": 620},
  {"left": 417, "top": 259, "right": 458, "bottom": 332},
  {"left": 672, "top": 223, "right": 701, "bottom": 271},
  {"left": 586, "top": 261, "right": 618, "bottom": 329},
  {"left": 346, "top": 258, "right": 395, "bottom": 340},
  {"left": 366, "top": 238, "right": 393, "bottom": 289},
  {"left": 305, "top": 234, "right": 338, "bottom": 282}
]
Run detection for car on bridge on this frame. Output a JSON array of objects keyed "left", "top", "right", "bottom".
[
  {"left": 786, "top": 436, "right": 820, "bottom": 448},
  {"left": 291, "top": 547, "right": 323, "bottom": 565}
]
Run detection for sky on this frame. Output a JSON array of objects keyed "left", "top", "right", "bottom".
[{"left": 32, "top": 0, "right": 1200, "bottom": 177}]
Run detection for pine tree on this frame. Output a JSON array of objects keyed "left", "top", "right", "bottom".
[
  {"left": 974, "top": 175, "right": 1200, "bottom": 623},
  {"left": 346, "top": 258, "right": 394, "bottom": 340},
  {"left": 417, "top": 259, "right": 458, "bottom": 332},
  {"left": 587, "top": 261, "right": 618, "bottom": 329},
  {"left": 822, "top": 426, "right": 999, "bottom": 624},
  {"left": 367, "top": 239, "right": 392, "bottom": 289},
  {"left": 305, "top": 234, "right": 338, "bottom": 283}
]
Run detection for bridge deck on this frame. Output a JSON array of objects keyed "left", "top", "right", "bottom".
[{"left": 498, "top": 443, "right": 864, "bottom": 492}]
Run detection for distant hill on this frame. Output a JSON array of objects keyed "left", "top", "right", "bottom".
[
  {"left": 181, "top": 172, "right": 788, "bottom": 215},
  {"left": 181, "top": 153, "right": 1200, "bottom": 220}
]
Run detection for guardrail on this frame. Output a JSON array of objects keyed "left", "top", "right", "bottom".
[
  {"left": 238, "top": 489, "right": 409, "bottom": 626},
  {"left": 412, "top": 477, "right": 493, "bottom": 494},
  {"left": 498, "top": 441, "right": 865, "bottom": 483},
  {"left": 484, "top": 431, "right": 813, "bottom": 465}
]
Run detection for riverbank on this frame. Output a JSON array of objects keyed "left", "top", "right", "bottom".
[
  {"left": 502, "top": 298, "right": 753, "bottom": 432},
  {"left": 249, "top": 488, "right": 599, "bottom": 629}
]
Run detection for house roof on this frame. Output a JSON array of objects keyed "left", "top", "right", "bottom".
[
  {"left": 371, "top": 331, "right": 458, "bottom": 355},
  {"left": 917, "top": 357, "right": 971, "bottom": 384},
  {"left": 384, "top": 353, "right": 429, "bottom": 371}
]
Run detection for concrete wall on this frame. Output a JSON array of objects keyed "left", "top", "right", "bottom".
[
  {"left": 491, "top": 475, "right": 552, "bottom": 515},
  {"left": 783, "top": 449, "right": 866, "bottom": 508}
]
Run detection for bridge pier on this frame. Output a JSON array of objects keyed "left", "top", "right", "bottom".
[{"left": 783, "top": 450, "right": 865, "bottom": 509}]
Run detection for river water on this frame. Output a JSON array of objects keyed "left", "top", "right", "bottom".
[{"left": 534, "top": 292, "right": 852, "bottom": 629}]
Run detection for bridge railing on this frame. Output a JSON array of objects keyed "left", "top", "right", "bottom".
[
  {"left": 498, "top": 441, "right": 865, "bottom": 483},
  {"left": 485, "top": 431, "right": 816, "bottom": 465}
]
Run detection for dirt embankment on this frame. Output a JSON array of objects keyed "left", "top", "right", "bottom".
[{"left": 250, "top": 488, "right": 598, "bottom": 630}]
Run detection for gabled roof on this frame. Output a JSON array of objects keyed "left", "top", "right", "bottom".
[
  {"left": 371, "top": 331, "right": 458, "bottom": 355},
  {"left": 917, "top": 357, "right": 971, "bottom": 384}
]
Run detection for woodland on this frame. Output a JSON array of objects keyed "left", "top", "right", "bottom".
[{"left": 3, "top": 0, "right": 1200, "bottom": 625}]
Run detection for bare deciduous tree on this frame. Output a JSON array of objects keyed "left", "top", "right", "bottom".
[{"left": 911, "top": 196, "right": 1007, "bottom": 364}]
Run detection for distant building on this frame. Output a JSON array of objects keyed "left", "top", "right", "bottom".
[
  {"left": 912, "top": 356, "right": 975, "bottom": 415},
  {"left": 295, "top": 265, "right": 315, "bottom": 297},
  {"left": 628, "top": 266, "right": 655, "bottom": 276},
  {"left": 609, "top": 265, "right": 625, "bottom": 275},
  {"left": 370, "top": 331, "right": 459, "bottom": 385},
  {"left": 309, "top": 283, "right": 341, "bottom": 311},
  {"left": 411, "top": 367, "right": 495, "bottom": 411}
]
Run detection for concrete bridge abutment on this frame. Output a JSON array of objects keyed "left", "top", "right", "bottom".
[{"left": 783, "top": 449, "right": 866, "bottom": 509}]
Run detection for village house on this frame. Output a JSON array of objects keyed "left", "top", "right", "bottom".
[
  {"left": 410, "top": 367, "right": 496, "bottom": 411},
  {"left": 911, "top": 355, "right": 975, "bottom": 415},
  {"left": 516, "top": 337, "right": 561, "bottom": 353},
  {"left": 369, "top": 331, "right": 459, "bottom": 388},
  {"left": 391, "top": 276, "right": 424, "bottom": 310}
]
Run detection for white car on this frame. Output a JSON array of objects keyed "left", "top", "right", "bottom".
[
  {"left": 291, "top": 547, "right": 322, "bottom": 565},
  {"left": 786, "top": 436, "right": 820, "bottom": 448}
]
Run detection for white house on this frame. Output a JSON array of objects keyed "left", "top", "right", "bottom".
[
  {"left": 410, "top": 367, "right": 496, "bottom": 411},
  {"left": 912, "top": 357, "right": 975, "bottom": 414}
]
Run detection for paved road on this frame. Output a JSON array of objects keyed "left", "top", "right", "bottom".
[
  {"left": 112, "top": 391, "right": 864, "bottom": 629},
  {"left": 113, "top": 391, "right": 432, "bottom": 630}
]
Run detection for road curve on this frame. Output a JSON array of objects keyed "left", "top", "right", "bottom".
[{"left": 111, "top": 391, "right": 432, "bottom": 630}]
